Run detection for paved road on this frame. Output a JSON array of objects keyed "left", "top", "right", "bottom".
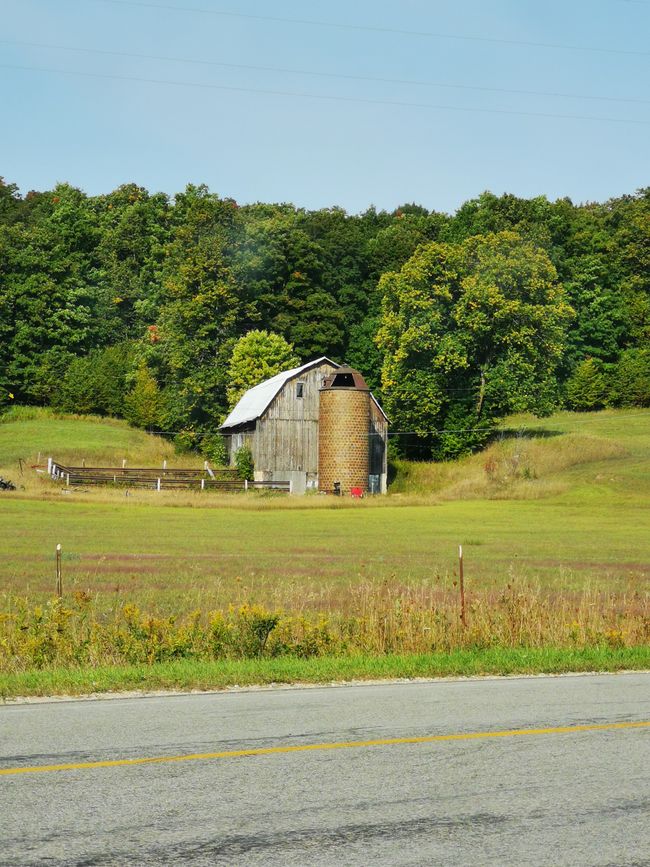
[{"left": 1, "top": 673, "right": 649, "bottom": 866}]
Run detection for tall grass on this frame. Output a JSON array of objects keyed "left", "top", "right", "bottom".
[
  {"left": 1, "top": 582, "right": 646, "bottom": 673},
  {"left": 390, "top": 433, "right": 627, "bottom": 500}
]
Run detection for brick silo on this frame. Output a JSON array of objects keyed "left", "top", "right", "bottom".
[{"left": 318, "top": 367, "right": 371, "bottom": 494}]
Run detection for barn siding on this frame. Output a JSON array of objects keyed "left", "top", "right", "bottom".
[{"left": 253, "top": 361, "right": 337, "bottom": 476}]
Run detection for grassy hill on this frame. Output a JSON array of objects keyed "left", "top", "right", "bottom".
[
  {"left": 390, "top": 409, "right": 650, "bottom": 506},
  {"left": 1, "top": 404, "right": 647, "bottom": 507},
  {"left": 0, "top": 406, "right": 179, "bottom": 470}
]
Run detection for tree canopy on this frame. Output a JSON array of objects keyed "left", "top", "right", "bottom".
[
  {"left": 377, "top": 232, "right": 573, "bottom": 457},
  {"left": 227, "top": 330, "right": 300, "bottom": 409},
  {"left": 1, "top": 176, "right": 648, "bottom": 458}
]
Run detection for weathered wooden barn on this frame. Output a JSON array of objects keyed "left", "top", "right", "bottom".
[{"left": 219, "top": 358, "right": 388, "bottom": 494}]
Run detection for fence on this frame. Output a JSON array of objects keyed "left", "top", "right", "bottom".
[{"left": 46, "top": 459, "right": 292, "bottom": 493}]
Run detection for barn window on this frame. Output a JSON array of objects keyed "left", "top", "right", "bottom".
[{"left": 296, "top": 381, "right": 305, "bottom": 398}]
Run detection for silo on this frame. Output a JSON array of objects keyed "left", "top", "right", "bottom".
[{"left": 318, "top": 367, "right": 371, "bottom": 494}]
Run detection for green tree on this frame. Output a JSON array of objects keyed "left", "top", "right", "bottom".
[
  {"left": 155, "top": 186, "right": 248, "bottom": 431},
  {"left": 565, "top": 358, "right": 609, "bottom": 411},
  {"left": 609, "top": 349, "right": 650, "bottom": 407},
  {"left": 345, "top": 316, "right": 383, "bottom": 395},
  {"left": 0, "top": 184, "right": 113, "bottom": 403},
  {"left": 613, "top": 191, "right": 650, "bottom": 348},
  {"left": 95, "top": 184, "right": 171, "bottom": 337},
  {"left": 53, "top": 356, "right": 98, "bottom": 415},
  {"left": 236, "top": 216, "right": 344, "bottom": 359},
  {"left": 53, "top": 343, "right": 135, "bottom": 416},
  {"left": 377, "top": 231, "right": 573, "bottom": 458},
  {"left": 124, "top": 362, "right": 163, "bottom": 429},
  {"left": 227, "top": 330, "right": 300, "bottom": 408}
]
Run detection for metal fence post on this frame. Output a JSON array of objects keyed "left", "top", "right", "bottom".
[
  {"left": 56, "top": 544, "right": 62, "bottom": 597},
  {"left": 459, "top": 545, "right": 467, "bottom": 628}
]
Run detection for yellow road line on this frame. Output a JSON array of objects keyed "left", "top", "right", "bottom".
[{"left": 2, "top": 720, "right": 648, "bottom": 777}]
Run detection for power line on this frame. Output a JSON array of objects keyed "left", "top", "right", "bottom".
[
  {"left": 3, "top": 38, "right": 648, "bottom": 107},
  {"left": 2, "top": 62, "right": 648, "bottom": 126},
  {"left": 151, "top": 412, "right": 650, "bottom": 440},
  {"left": 93, "top": 0, "right": 650, "bottom": 58}
]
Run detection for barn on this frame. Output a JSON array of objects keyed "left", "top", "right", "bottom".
[{"left": 219, "top": 358, "right": 388, "bottom": 495}]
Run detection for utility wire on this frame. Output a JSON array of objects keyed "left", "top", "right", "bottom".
[
  {"left": 3, "top": 38, "right": 648, "bottom": 106},
  {"left": 150, "top": 412, "right": 650, "bottom": 439},
  {"left": 2, "top": 62, "right": 648, "bottom": 126},
  {"left": 93, "top": 0, "right": 650, "bottom": 58}
]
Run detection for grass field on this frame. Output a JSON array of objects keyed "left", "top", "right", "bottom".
[
  {"left": 0, "top": 405, "right": 648, "bottom": 694},
  {"left": 1, "top": 406, "right": 648, "bottom": 605}
]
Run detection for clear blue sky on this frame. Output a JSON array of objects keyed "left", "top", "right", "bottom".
[{"left": 1, "top": 0, "right": 648, "bottom": 213}]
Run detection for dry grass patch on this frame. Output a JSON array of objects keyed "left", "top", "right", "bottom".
[{"left": 391, "top": 433, "right": 627, "bottom": 500}]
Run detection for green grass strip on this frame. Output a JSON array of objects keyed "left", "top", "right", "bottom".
[{"left": 2, "top": 646, "right": 649, "bottom": 699}]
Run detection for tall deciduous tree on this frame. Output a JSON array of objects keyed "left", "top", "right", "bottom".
[
  {"left": 227, "top": 330, "right": 300, "bottom": 409},
  {"left": 155, "top": 186, "right": 247, "bottom": 430},
  {"left": 377, "top": 232, "right": 573, "bottom": 458}
]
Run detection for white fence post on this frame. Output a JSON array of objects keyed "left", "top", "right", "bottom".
[
  {"left": 157, "top": 478, "right": 162, "bottom": 492},
  {"left": 201, "top": 478, "right": 205, "bottom": 491},
  {"left": 47, "top": 457, "right": 52, "bottom": 475}
]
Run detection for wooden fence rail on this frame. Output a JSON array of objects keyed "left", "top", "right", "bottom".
[{"left": 46, "top": 460, "right": 291, "bottom": 493}]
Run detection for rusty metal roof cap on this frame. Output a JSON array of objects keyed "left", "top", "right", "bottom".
[{"left": 321, "top": 366, "right": 369, "bottom": 391}]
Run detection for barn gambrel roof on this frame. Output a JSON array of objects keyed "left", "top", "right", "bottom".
[{"left": 220, "top": 357, "right": 338, "bottom": 430}]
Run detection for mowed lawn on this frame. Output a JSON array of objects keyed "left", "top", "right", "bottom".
[{"left": 1, "top": 407, "right": 649, "bottom": 612}]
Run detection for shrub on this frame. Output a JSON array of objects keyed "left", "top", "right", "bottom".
[
  {"left": 565, "top": 358, "right": 609, "bottom": 411},
  {"left": 235, "top": 444, "right": 254, "bottom": 480},
  {"left": 609, "top": 349, "right": 650, "bottom": 407},
  {"left": 123, "top": 362, "right": 163, "bottom": 429},
  {"left": 200, "top": 433, "right": 228, "bottom": 466}
]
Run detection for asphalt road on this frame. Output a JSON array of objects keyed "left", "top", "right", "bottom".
[{"left": 2, "top": 673, "right": 649, "bottom": 866}]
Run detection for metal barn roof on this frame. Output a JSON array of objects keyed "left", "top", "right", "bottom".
[{"left": 220, "top": 357, "right": 339, "bottom": 430}]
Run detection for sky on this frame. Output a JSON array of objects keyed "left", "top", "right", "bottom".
[{"left": 1, "top": 0, "right": 649, "bottom": 213}]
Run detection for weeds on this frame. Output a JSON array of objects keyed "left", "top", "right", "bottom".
[{"left": 1, "top": 583, "right": 647, "bottom": 673}]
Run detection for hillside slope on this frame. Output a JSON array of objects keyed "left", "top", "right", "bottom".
[
  {"left": 0, "top": 405, "right": 648, "bottom": 507},
  {"left": 390, "top": 409, "right": 650, "bottom": 505},
  {"left": 0, "top": 407, "right": 180, "bottom": 470}
]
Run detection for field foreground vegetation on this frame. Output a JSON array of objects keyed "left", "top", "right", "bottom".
[
  {"left": 0, "top": 407, "right": 648, "bottom": 696},
  {"left": 3, "top": 648, "right": 648, "bottom": 700}
]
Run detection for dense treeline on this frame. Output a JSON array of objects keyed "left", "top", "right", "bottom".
[{"left": 0, "top": 177, "right": 648, "bottom": 459}]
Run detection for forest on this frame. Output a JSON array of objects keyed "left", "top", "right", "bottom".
[{"left": 0, "top": 178, "right": 648, "bottom": 460}]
